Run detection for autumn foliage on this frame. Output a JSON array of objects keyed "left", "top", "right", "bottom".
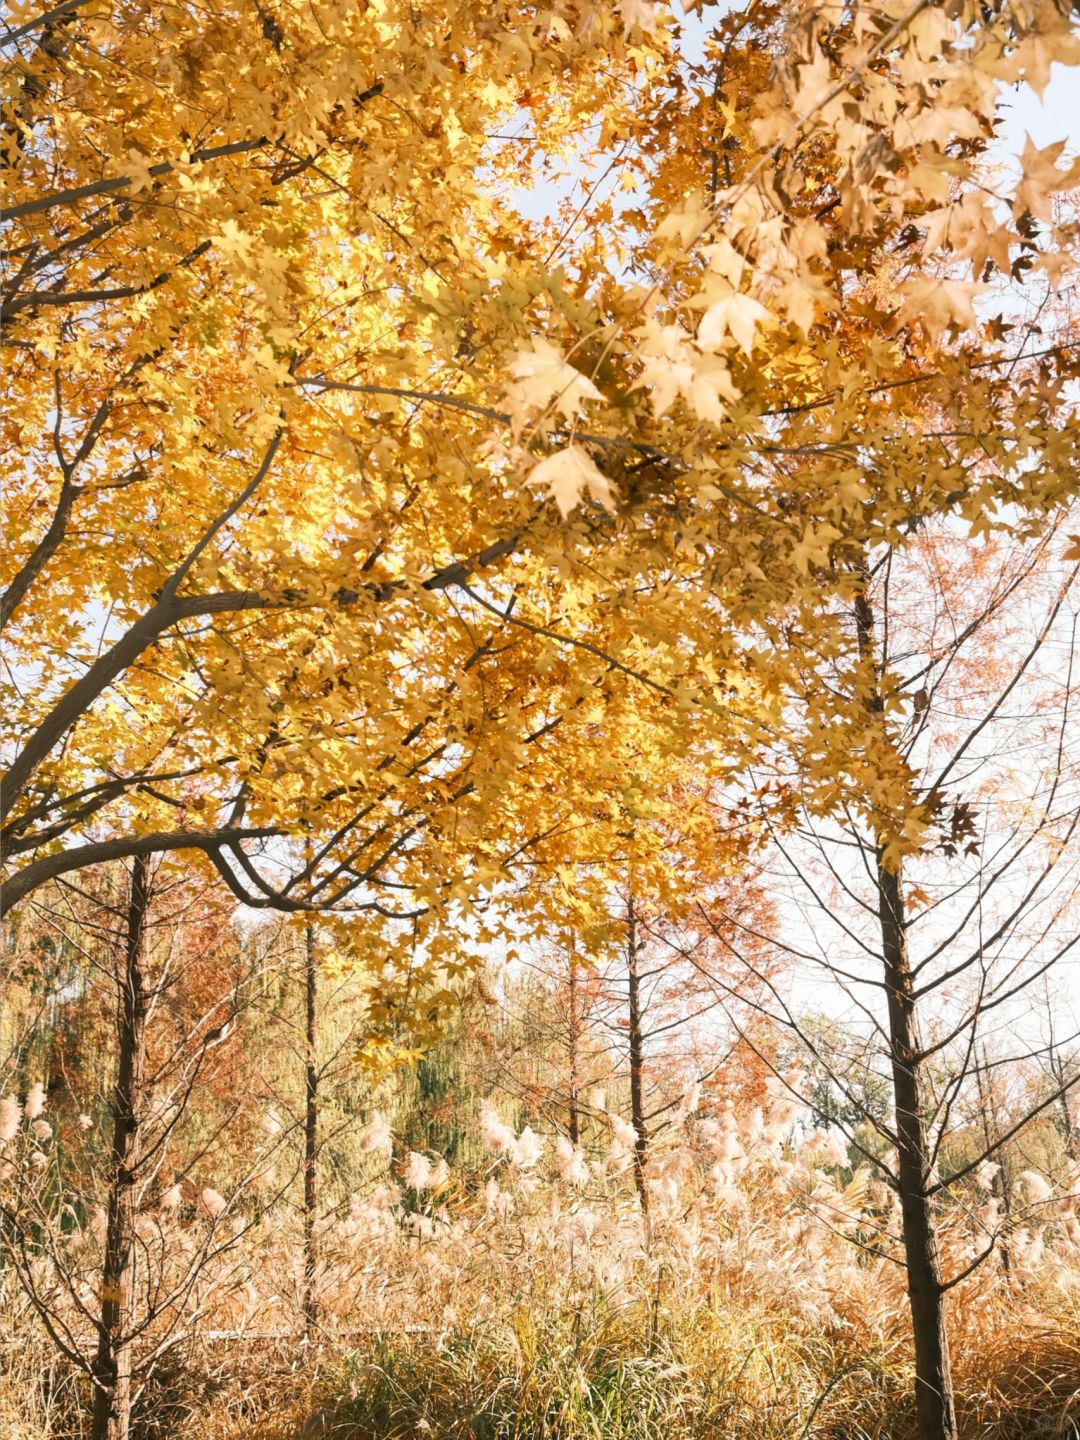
[{"left": 3, "top": 0, "right": 1080, "bottom": 1437}]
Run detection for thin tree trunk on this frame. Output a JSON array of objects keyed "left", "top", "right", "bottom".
[
  {"left": 302, "top": 919, "right": 318, "bottom": 1343},
  {"left": 91, "top": 855, "right": 151, "bottom": 1440},
  {"left": 1061, "top": 1090, "right": 1079, "bottom": 1161},
  {"left": 1048, "top": 1040, "right": 1080, "bottom": 1161},
  {"left": 626, "top": 896, "right": 649, "bottom": 1216},
  {"left": 567, "top": 953, "right": 580, "bottom": 1147},
  {"left": 877, "top": 859, "right": 958, "bottom": 1440},
  {"left": 975, "top": 1047, "right": 1011, "bottom": 1275},
  {"left": 854, "top": 576, "right": 957, "bottom": 1440}
]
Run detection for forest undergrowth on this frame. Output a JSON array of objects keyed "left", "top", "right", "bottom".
[{"left": 4, "top": 1080, "right": 1077, "bottom": 1440}]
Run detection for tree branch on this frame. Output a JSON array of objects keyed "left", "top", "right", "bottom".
[{"left": 0, "top": 829, "right": 279, "bottom": 918}]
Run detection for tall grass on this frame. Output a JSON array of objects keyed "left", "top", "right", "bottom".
[
  {"left": 311, "top": 1286, "right": 1078, "bottom": 1440},
  {"left": 5, "top": 1084, "right": 1079, "bottom": 1439}
]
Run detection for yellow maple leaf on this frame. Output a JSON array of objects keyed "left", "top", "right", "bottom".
[
  {"left": 697, "top": 291, "right": 771, "bottom": 356},
  {"left": 898, "top": 276, "right": 983, "bottom": 341},
  {"left": 529, "top": 445, "right": 614, "bottom": 518},
  {"left": 506, "top": 338, "right": 602, "bottom": 432}
]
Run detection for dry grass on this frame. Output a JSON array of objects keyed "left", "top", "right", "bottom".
[
  {"left": 5, "top": 1096, "right": 1079, "bottom": 1440},
  {"left": 176, "top": 1285, "right": 1080, "bottom": 1440},
  {"left": 7, "top": 1268, "right": 1078, "bottom": 1440}
]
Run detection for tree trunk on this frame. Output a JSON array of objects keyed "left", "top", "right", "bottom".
[
  {"left": 877, "top": 860, "right": 958, "bottom": 1440},
  {"left": 567, "top": 953, "right": 580, "bottom": 1147},
  {"left": 626, "top": 897, "right": 649, "bottom": 1216},
  {"left": 1061, "top": 1089, "right": 1079, "bottom": 1161},
  {"left": 302, "top": 919, "right": 318, "bottom": 1343},
  {"left": 854, "top": 576, "right": 957, "bottom": 1440},
  {"left": 91, "top": 855, "right": 151, "bottom": 1440},
  {"left": 975, "top": 1047, "right": 1011, "bottom": 1275},
  {"left": 1049, "top": 1042, "right": 1080, "bottom": 1161}
]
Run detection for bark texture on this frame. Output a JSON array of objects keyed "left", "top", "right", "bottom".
[
  {"left": 877, "top": 859, "right": 958, "bottom": 1440},
  {"left": 567, "top": 954, "right": 580, "bottom": 1148},
  {"left": 302, "top": 919, "right": 318, "bottom": 1343},
  {"left": 91, "top": 854, "right": 151, "bottom": 1440},
  {"left": 626, "top": 897, "right": 649, "bottom": 1217}
]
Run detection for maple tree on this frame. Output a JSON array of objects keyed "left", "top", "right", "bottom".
[
  {"left": 2, "top": 0, "right": 676, "bottom": 944},
  {"left": 5, "top": 0, "right": 1077, "bottom": 932}
]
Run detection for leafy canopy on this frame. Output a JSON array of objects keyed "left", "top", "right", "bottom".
[{"left": 3, "top": 0, "right": 1079, "bottom": 976}]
